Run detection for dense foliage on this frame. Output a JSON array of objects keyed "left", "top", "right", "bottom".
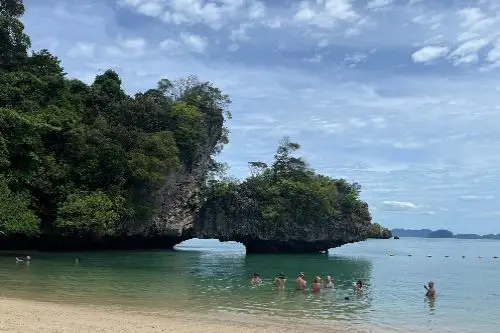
[
  {"left": 201, "top": 138, "right": 374, "bottom": 243},
  {"left": 0, "top": 0, "right": 230, "bottom": 239},
  {"left": 368, "top": 223, "right": 392, "bottom": 239}
]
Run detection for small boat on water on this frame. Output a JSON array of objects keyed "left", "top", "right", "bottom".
[{"left": 394, "top": 236, "right": 400, "bottom": 239}]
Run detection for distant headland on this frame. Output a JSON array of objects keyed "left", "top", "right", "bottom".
[{"left": 392, "top": 228, "right": 500, "bottom": 240}]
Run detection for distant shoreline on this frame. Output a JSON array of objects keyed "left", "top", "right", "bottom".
[{"left": 392, "top": 229, "right": 500, "bottom": 240}]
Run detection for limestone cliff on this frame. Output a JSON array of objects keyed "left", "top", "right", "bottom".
[
  {"left": 195, "top": 185, "right": 373, "bottom": 254},
  {"left": 120, "top": 107, "right": 227, "bottom": 247}
]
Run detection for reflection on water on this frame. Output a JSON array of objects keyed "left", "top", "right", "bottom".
[
  {"left": 426, "top": 298, "right": 436, "bottom": 315},
  {"left": 1, "top": 238, "right": 499, "bottom": 333}
]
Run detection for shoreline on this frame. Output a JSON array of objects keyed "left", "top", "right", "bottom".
[{"left": 0, "top": 297, "right": 371, "bottom": 333}]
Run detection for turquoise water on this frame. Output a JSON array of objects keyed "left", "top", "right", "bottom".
[{"left": 0, "top": 238, "right": 499, "bottom": 332}]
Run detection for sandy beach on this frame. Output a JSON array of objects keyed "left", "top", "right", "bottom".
[{"left": 0, "top": 297, "right": 372, "bottom": 333}]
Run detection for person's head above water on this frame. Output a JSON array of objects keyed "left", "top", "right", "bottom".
[
  {"left": 253, "top": 273, "right": 259, "bottom": 277},
  {"left": 278, "top": 273, "right": 286, "bottom": 279},
  {"left": 357, "top": 280, "right": 363, "bottom": 288},
  {"left": 298, "top": 272, "right": 304, "bottom": 278},
  {"left": 428, "top": 281, "right": 434, "bottom": 288},
  {"left": 326, "top": 276, "right": 332, "bottom": 281}
]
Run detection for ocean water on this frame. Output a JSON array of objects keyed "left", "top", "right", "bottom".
[{"left": 0, "top": 238, "right": 499, "bottom": 332}]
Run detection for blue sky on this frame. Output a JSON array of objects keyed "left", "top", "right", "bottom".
[{"left": 21, "top": 0, "right": 500, "bottom": 234}]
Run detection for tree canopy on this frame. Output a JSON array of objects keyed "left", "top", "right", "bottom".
[
  {"left": 0, "top": 0, "right": 231, "bottom": 238},
  {"left": 368, "top": 223, "right": 392, "bottom": 239},
  {"left": 201, "top": 138, "right": 374, "bottom": 245}
]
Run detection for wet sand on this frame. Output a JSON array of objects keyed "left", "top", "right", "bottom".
[{"left": 0, "top": 297, "right": 363, "bottom": 333}]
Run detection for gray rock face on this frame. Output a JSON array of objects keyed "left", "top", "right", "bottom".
[
  {"left": 130, "top": 110, "right": 224, "bottom": 243},
  {"left": 194, "top": 188, "right": 372, "bottom": 254}
]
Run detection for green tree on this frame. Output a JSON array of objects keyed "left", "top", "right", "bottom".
[
  {"left": 0, "top": 175, "right": 39, "bottom": 235},
  {"left": 200, "top": 138, "right": 373, "bottom": 248},
  {"left": 0, "top": 0, "right": 30, "bottom": 71},
  {"left": 55, "top": 191, "right": 127, "bottom": 238},
  {"left": 368, "top": 223, "right": 392, "bottom": 239},
  {"left": 0, "top": 0, "right": 232, "bottom": 244}
]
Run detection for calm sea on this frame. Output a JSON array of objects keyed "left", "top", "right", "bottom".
[{"left": 0, "top": 238, "right": 499, "bottom": 332}]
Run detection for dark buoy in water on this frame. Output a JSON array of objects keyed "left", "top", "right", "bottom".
[
  {"left": 345, "top": 296, "right": 350, "bottom": 300},
  {"left": 445, "top": 255, "right": 449, "bottom": 258},
  {"left": 462, "top": 256, "right": 465, "bottom": 258},
  {"left": 408, "top": 254, "right": 412, "bottom": 257},
  {"left": 494, "top": 256, "right": 498, "bottom": 259}
]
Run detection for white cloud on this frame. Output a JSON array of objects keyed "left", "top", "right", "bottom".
[
  {"left": 248, "top": 1, "right": 265, "bottom": 19},
  {"left": 382, "top": 201, "right": 418, "bottom": 210},
  {"left": 121, "top": 37, "right": 146, "bottom": 53},
  {"left": 305, "top": 54, "right": 322, "bottom": 63},
  {"left": 180, "top": 33, "right": 207, "bottom": 53},
  {"left": 342, "top": 52, "right": 368, "bottom": 67},
  {"left": 366, "top": 0, "right": 394, "bottom": 10},
  {"left": 294, "top": 0, "right": 358, "bottom": 28},
  {"left": 67, "top": 42, "right": 95, "bottom": 58},
  {"left": 447, "top": 38, "right": 489, "bottom": 65},
  {"left": 459, "top": 195, "right": 495, "bottom": 200},
  {"left": 411, "top": 46, "right": 449, "bottom": 63},
  {"left": 119, "top": 0, "right": 164, "bottom": 17},
  {"left": 457, "top": 7, "right": 486, "bottom": 28}
]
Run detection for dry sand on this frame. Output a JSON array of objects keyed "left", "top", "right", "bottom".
[{"left": 0, "top": 297, "right": 375, "bottom": 333}]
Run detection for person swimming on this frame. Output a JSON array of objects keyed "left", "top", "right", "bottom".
[
  {"left": 324, "top": 276, "right": 334, "bottom": 288},
  {"left": 424, "top": 281, "right": 436, "bottom": 298},
  {"left": 251, "top": 273, "right": 262, "bottom": 285},
  {"left": 295, "top": 272, "right": 307, "bottom": 290},
  {"left": 16, "top": 255, "right": 31, "bottom": 263},
  {"left": 354, "top": 280, "right": 363, "bottom": 294},
  {"left": 311, "top": 276, "right": 322, "bottom": 293},
  {"left": 274, "top": 273, "right": 286, "bottom": 290}
]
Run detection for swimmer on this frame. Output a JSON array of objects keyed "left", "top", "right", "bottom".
[
  {"left": 75, "top": 257, "right": 81, "bottom": 264},
  {"left": 311, "top": 276, "right": 322, "bottom": 293},
  {"left": 274, "top": 273, "right": 286, "bottom": 290},
  {"left": 251, "top": 273, "right": 262, "bottom": 285},
  {"left": 295, "top": 272, "right": 307, "bottom": 290},
  {"left": 424, "top": 281, "right": 436, "bottom": 298},
  {"left": 16, "top": 255, "right": 31, "bottom": 263},
  {"left": 324, "top": 276, "right": 334, "bottom": 288},
  {"left": 354, "top": 280, "right": 363, "bottom": 294}
]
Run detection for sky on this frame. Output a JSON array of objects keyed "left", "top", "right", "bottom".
[{"left": 20, "top": 0, "right": 500, "bottom": 234}]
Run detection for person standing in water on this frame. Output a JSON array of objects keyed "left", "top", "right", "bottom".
[
  {"left": 354, "top": 280, "right": 364, "bottom": 294},
  {"left": 295, "top": 272, "right": 307, "bottom": 290},
  {"left": 274, "top": 273, "right": 286, "bottom": 290},
  {"left": 324, "top": 276, "right": 334, "bottom": 288},
  {"left": 424, "top": 281, "right": 436, "bottom": 298},
  {"left": 312, "top": 276, "right": 322, "bottom": 293},
  {"left": 251, "top": 273, "right": 262, "bottom": 285}
]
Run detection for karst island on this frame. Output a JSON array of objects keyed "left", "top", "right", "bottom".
[{"left": 0, "top": 0, "right": 389, "bottom": 253}]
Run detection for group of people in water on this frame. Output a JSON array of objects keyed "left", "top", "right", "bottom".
[
  {"left": 15, "top": 256, "right": 81, "bottom": 264},
  {"left": 251, "top": 272, "right": 436, "bottom": 299},
  {"left": 250, "top": 272, "right": 364, "bottom": 295}
]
